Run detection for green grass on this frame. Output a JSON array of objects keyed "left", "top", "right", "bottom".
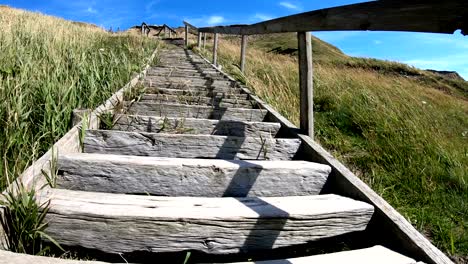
[
  {"left": 0, "top": 6, "right": 159, "bottom": 189},
  {"left": 196, "top": 33, "right": 468, "bottom": 262}
]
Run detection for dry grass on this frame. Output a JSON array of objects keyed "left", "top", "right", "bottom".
[
  {"left": 196, "top": 35, "right": 468, "bottom": 261},
  {"left": 0, "top": 6, "right": 159, "bottom": 188}
]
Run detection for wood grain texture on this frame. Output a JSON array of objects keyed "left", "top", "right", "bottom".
[
  {"left": 113, "top": 115, "right": 280, "bottom": 137},
  {"left": 297, "top": 32, "right": 313, "bottom": 138},
  {"left": 57, "top": 153, "right": 330, "bottom": 196},
  {"left": 145, "top": 87, "right": 249, "bottom": 99},
  {"left": 225, "top": 246, "right": 417, "bottom": 264},
  {"left": 139, "top": 94, "right": 257, "bottom": 108},
  {"left": 126, "top": 102, "right": 267, "bottom": 122},
  {"left": 198, "top": 1, "right": 468, "bottom": 35},
  {"left": 42, "top": 190, "right": 374, "bottom": 255},
  {"left": 145, "top": 76, "right": 233, "bottom": 86},
  {"left": 0, "top": 250, "right": 110, "bottom": 264},
  {"left": 83, "top": 130, "right": 301, "bottom": 160},
  {"left": 195, "top": 50, "right": 453, "bottom": 264}
]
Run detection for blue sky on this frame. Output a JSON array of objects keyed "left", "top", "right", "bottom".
[{"left": 4, "top": 0, "right": 467, "bottom": 79}]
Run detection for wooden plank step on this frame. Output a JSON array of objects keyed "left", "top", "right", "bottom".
[
  {"left": 225, "top": 246, "right": 417, "bottom": 264},
  {"left": 125, "top": 102, "right": 267, "bottom": 122},
  {"left": 0, "top": 250, "right": 108, "bottom": 264},
  {"left": 83, "top": 130, "right": 301, "bottom": 160},
  {"left": 144, "top": 83, "right": 244, "bottom": 95},
  {"left": 147, "top": 87, "right": 249, "bottom": 99},
  {"left": 139, "top": 94, "right": 257, "bottom": 108},
  {"left": 113, "top": 115, "right": 280, "bottom": 137},
  {"left": 145, "top": 77, "right": 234, "bottom": 87},
  {"left": 57, "top": 153, "right": 331, "bottom": 196},
  {"left": 42, "top": 190, "right": 374, "bottom": 255},
  {"left": 147, "top": 73, "right": 226, "bottom": 80}
]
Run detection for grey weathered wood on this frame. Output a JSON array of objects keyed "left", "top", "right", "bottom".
[
  {"left": 140, "top": 94, "right": 256, "bottom": 108},
  {"left": 240, "top": 35, "right": 248, "bottom": 73},
  {"left": 42, "top": 190, "right": 374, "bottom": 255},
  {"left": 83, "top": 130, "right": 300, "bottom": 160},
  {"left": 71, "top": 108, "right": 92, "bottom": 127},
  {"left": 145, "top": 87, "right": 249, "bottom": 99},
  {"left": 226, "top": 246, "right": 417, "bottom": 264},
  {"left": 113, "top": 115, "right": 280, "bottom": 137},
  {"left": 57, "top": 153, "right": 330, "bottom": 196},
  {"left": 126, "top": 102, "right": 267, "bottom": 122},
  {"left": 298, "top": 32, "right": 313, "bottom": 138},
  {"left": 0, "top": 250, "right": 110, "bottom": 264},
  {"left": 213, "top": 33, "right": 219, "bottom": 66},
  {"left": 144, "top": 77, "right": 235, "bottom": 88},
  {"left": 203, "top": 32, "right": 207, "bottom": 49},
  {"left": 184, "top": 24, "right": 189, "bottom": 47},
  {"left": 198, "top": 33, "right": 202, "bottom": 48},
  {"left": 198, "top": 1, "right": 468, "bottom": 35}
]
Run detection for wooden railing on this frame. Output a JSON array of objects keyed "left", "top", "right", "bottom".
[{"left": 183, "top": 0, "right": 467, "bottom": 139}]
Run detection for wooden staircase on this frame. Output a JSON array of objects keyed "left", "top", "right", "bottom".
[{"left": 27, "top": 43, "right": 425, "bottom": 263}]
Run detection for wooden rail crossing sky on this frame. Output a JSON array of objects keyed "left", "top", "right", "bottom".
[{"left": 2, "top": 0, "right": 466, "bottom": 263}]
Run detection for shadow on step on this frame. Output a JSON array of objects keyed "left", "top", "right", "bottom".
[{"left": 45, "top": 232, "right": 373, "bottom": 263}]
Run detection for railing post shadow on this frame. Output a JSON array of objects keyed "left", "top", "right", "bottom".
[
  {"left": 213, "top": 33, "right": 219, "bottom": 66},
  {"left": 240, "top": 35, "right": 248, "bottom": 73},
  {"left": 297, "top": 31, "right": 314, "bottom": 139}
]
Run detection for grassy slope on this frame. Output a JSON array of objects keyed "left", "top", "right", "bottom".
[
  {"left": 0, "top": 6, "right": 159, "bottom": 188},
  {"left": 196, "top": 33, "right": 467, "bottom": 261}
]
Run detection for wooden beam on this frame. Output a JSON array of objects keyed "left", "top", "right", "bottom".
[
  {"left": 240, "top": 35, "right": 248, "bottom": 72},
  {"left": 202, "top": 33, "right": 207, "bottom": 49},
  {"left": 198, "top": 1, "right": 468, "bottom": 35},
  {"left": 184, "top": 24, "right": 188, "bottom": 47},
  {"left": 213, "top": 33, "right": 219, "bottom": 66},
  {"left": 197, "top": 33, "right": 202, "bottom": 48},
  {"left": 298, "top": 32, "right": 313, "bottom": 138}
]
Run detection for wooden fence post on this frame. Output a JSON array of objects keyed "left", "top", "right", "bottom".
[
  {"left": 197, "top": 33, "right": 202, "bottom": 49},
  {"left": 185, "top": 24, "right": 189, "bottom": 48},
  {"left": 297, "top": 31, "right": 314, "bottom": 138},
  {"left": 240, "top": 35, "right": 248, "bottom": 73},
  {"left": 213, "top": 33, "right": 219, "bottom": 66},
  {"left": 203, "top": 33, "right": 207, "bottom": 49}
]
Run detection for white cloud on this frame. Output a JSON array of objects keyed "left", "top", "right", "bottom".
[
  {"left": 145, "top": 0, "right": 160, "bottom": 13},
  {"left": 374, "top": 40, "right": 382, "bottom": 45},
  {"left": 207, "top": 15, "right": 224, "bottom": 25},
  {"left": 86, "top": 7, "right": 97, "bottom": 14},
  {"left": 253, "top": 13, "right": 273, "bottom": 22},
  {"left": 185, "top": 15, "right": 226, "bottom": 27},
  {"left": 279, "top": 1, "right": 299, "bottom": 10},
  {"left": 404, "top": 53, "right": 468, "bottom": 80}
]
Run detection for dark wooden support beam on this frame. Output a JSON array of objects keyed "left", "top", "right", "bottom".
[
  {"left": 298, "top": 32, "right": 313, "bottom": 138},
  {"left": 184, "top": 24, "right": 189, "bottom": 48},
  {"left": 203, "top": 33, "right": 207, "bottom": 49},
  {"left": 240, "top": 35, "right": 248, "bottom": 73},
  {"left": 198, "top": 1, "right": 468, "bottom": 35},
  {"left": 213, "top": 33, "right": 219, "bottom": 66}
]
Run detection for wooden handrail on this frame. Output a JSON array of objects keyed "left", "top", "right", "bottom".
[{"left": 198, "top": 0, "right": 467, "bottom": 35}]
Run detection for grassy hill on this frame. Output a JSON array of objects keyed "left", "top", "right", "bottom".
[
  {"left": 0, "top": 6, "right": 159, "bottom": 188},
  {"left": 195, "top": 33, "right": 468, "bottom": 262}
]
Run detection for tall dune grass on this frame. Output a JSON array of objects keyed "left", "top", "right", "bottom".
[
  {"left": 0, "top": 7, "right": 159, "bottom": 188},
  {"left": 197, "top": 35, "right": 468, "bottom": 261}
]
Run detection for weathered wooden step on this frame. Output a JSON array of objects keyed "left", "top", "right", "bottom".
[
  {"left": 57, "top": 153, "right": 331, "bottom": 196},
  {"left": 42, "top": 190, "right": 374, "bottom": 255},
  {"left": 140, "top": 94, "right": 257, "bottom": 108},
  {"left": 226, "top": 246, "right": 417, "bottom": 264},
  {"left": 113, "top": 115, "right": 280, "bottom": 137},
  {"left": 147, "top": 73, "right": 226, "bottom": 80},
  {"left": 126, "top": 102, "right": 267, "bottom": 122},
  {"left": 83, "top": 130, "right": 301, "bottom": 160},
  {"left": 144, "top": 84, "right": 244, "bottom": 95},
  {"left": 147, "top": 87, "right": 249, "bottom": 99},
  {"left": 0, "top": 250, "right": 108, "bottom": 264},
  {"left": 145, "top": 77, "right": 234, "bottom": 87}
]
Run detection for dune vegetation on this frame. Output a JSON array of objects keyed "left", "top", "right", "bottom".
[
  {"left": 195, "top": 33, "right": 468, "bottom": 261},
  {"left": 0, "top": 6, "right": 159, "bottom": 189}
]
